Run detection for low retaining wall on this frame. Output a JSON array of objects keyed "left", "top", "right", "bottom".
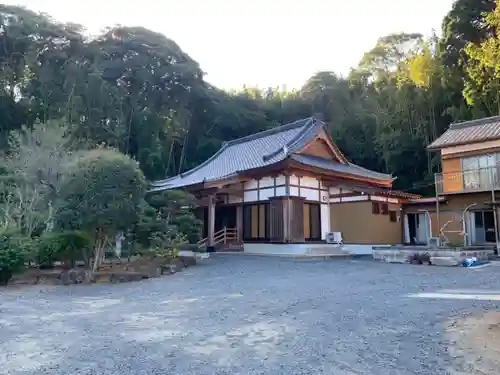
[{"left": 373, "top": 248, "right": 494, "bottom": 263}]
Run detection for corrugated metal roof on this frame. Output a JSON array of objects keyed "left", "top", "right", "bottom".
[
  {"left": 428, "top": 115, "right": 500, "bottom": 150},
  {"left": 150, "top": 117, "right": 393, "bottom": 191},
  {"left": 291, "top": 154, "right": 393, "bottom": 181}
]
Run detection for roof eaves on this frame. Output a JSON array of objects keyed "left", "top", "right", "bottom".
[
  {"left": 450, "top": 115, "right": 500, "bottom": 129},
  {"left": 150, "top": 142, "right": 230, "bottom": 187},
  {"left": 427, "top": 136, "right": 500, "bottom": 151}
]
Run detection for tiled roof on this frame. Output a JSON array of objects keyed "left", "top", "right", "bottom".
[
  {"left": 428, "top": 115, "right": 500, "bottom": 150},
  {"left": 291, "top": 154, "right": 393, "bottom": 181},
  {"left": 150, "top": 118, "right": 320, "bottom": 191},
  {"left": 150, "top": 117, "right": 393, "bottom": 191}
]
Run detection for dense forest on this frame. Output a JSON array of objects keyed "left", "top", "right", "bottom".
[{"left": 0, "top": 0, "right": 498, "bottom": 197}]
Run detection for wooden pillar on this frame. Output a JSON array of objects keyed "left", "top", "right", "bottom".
[
  {"left": 236, "top": 204, "right": 243, "bottom": 242},
  {"left": 207, "top": 195, "right": 216, "bottom": 246}
]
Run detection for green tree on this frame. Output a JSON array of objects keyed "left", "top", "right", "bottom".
[
  {"left": 0, "top": 122, "right": 73, "bottom": 236},
  {"left": 463, "top": 0, "right": 500, "bottom": 115},
  {"left": 55, "top": 148, "right": 146, "bottom": 271}
]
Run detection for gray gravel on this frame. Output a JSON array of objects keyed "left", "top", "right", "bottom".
[{"left": 1, "top": 255, "right": 500, "bottom": 375}]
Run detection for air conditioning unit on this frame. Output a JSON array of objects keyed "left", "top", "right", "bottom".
[{"left": 326, "top": 232, "right": 343, "bottom": 244}]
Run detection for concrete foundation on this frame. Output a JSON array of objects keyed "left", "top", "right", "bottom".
[
  {"left": 243, "top": 243, "right": 385, "bottom": 256},
  {"left": 373, "top": 246, "right": 494, "bottom": 264}
]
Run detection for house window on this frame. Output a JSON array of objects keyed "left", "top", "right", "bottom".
[
  {"left": 381, "top": 203, "right": 389, "bottom": 215},
  {"left": 243, "top": 203, "right": 269, "bottom": 241},
  {"left": 462, "top": 154, "right": 499, "bottom": 189},
  {"left": 304, "top": 202, "right": 321, "bottom": 241},
  {"left": 389, "top": 211, "right": 397, "bottom": 222},
  {"left": 372, "top": 202, "right": 380, "bottom": 214}
]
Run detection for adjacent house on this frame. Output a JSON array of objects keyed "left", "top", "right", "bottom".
[
  {"left": 151, "top": 117, "right": 417, "bottom": 255},
  {"left": 405, "top": 115, "right": 500, "bottom": 249}
]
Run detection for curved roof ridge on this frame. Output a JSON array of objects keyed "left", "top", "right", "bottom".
[
  {"left": 226, "top": 117, "right": 312, "bottom": 147},
  {"left": 262, "top": 117, "right": 318, "bottom": 162}
]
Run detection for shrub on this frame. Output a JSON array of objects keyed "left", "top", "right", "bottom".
[
  {"left": 36, "top": 231, "right": 92, "bottom": 268},
  {"left": 0, "top": 230, "right": 28, "bottom": 285},
  {"left": 55, "top": 148, "right": 145, "bottom": 271}
]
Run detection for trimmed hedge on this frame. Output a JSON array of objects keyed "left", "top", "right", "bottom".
[{"left": 36, "top": 231, "right": 92, "bottom": 268}]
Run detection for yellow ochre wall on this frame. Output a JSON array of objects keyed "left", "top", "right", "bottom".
[{"left": 330, "top": 201, "right": 402, "bottom": 244}]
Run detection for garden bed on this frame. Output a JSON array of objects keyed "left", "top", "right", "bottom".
[{"left": 6, "top": 254, "right": 199, "bottom": 286}]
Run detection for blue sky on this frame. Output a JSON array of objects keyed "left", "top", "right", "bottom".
[{"left": 5, "top": 0, "right": 455, "bottom": 89}]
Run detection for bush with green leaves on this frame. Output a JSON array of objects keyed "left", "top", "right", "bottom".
[
  {"left": 55, "top": 148, "right": 146, "bottom": 271},
  {"left": 144, "top": 190, "right": 202, "bottom": 245},
  {"left": 0, "top": 230, "right": 28, "bottom": 285},
  {"left": 35, "top": 230, "right": 92, "bottom": 268}
]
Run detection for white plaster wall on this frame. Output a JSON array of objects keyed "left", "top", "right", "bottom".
[
  {"left": 244, "top": 190, "right": 258, "bottom": 202},
  {"left": 260, "top": 176, "right": 274, "bottom": 188},
  {"left": 320, "top": 204, "right": 329, "bottom": 240},
  {"left": 244, "top": 179, "right": 258, "bottom": 190},
  {"left": 228, "top": 195, "right": 242, "bottom": 204},
  {"left": 371, "top": 196, "right": 387, "bottom": 202},
  {"left": 275, "top": 175, "right": 286, "bottom": 185},
  {"left": 289, "top": 175, "right": 299, "bottom": 185},
  {"left": 275, "top": 186, "right": 286, "bottom": 196},
  {"left": 330, "top": 198, "right": 341, "bottom": 203},
  {"left": 259, "top": 188, "right": 274, "bottom": 200},
  {"left": 300, "top": 176, "right": 319, "bottom": 188},
  {"left": 290, "top": 186, "right": 299, "bottom": 196},
  {"left": 342, "top": 195, "right": 369, "bottom": 202},
  {"left": 388, "top": 198, "right": 399, "bottom": 204},
  {"left": 301, "top": 187, "right": 318, "bottom": 201}
]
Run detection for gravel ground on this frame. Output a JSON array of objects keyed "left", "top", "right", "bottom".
[{"left": 1, "top": 255, "right": 500, "bottom": 375}]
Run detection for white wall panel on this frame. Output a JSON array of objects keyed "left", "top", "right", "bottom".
[
  {"left": 301, "top": 187, "right": 318, "bottom": 201},
  {"left": 301, "top": 176, "right": 319, "bottom": 188},
  {"left": 290, "top": 186, "right": 299, "bottom": 196},
  {"left": 244, "top": 190, "right": 258, "bottom": 202},
  {"left": 289, "top": 175, "right": 299, "bottom": 185},
  {"left": 244, "top": 179, "right": 258, "bottom": 190},
  {"left": 275, "top": 175, "right": 286, "bottom": 185},
  {"left": 342, "top": 195, "right": 369, "bottom": 202},
  {"left": 321, "top": 204, "right": 330, "bottom": 239},
  {"left": 259, "top": 188, "right": 274, "bottom": 200},
  {"left": 260, "top": 176, "right": 274, "bottom": 188},
  {"left": 275, "top": 186, "right": 286, "bottom": 196}
]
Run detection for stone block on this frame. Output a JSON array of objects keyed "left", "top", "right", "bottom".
[
  {"left": 170, "top": 258, "right": 185, "bottom": 271},
  {"left": 430, "top": 257, "right": 460, "bottom": 267},
  {"left": 161, "top": 264, "right": 177, "bottom": 275},
  {"left": 178, "top": 255, "right": 196, "bottom": 267}
]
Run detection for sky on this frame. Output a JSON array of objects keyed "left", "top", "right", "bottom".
[{"left": 4, "top": 0, "right": 456, "bottom": 89}]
